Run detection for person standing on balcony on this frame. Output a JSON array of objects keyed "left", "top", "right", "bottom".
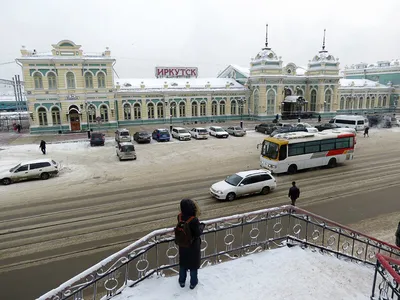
[
  {"left": 175, "top": 198, "right": 205, "bottom": 290},
  {"left": 288, "top": 181, "right": 300, "bottom": 206}
]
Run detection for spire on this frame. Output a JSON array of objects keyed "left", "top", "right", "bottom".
[
  {"left": 321, "top": 29, "right": 327, "bottom": 52},
  {"left": 263, "top": 24, "right": 270, "bottom": 50}
]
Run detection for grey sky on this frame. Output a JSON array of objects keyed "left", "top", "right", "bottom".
[{"left": 1, "top": 0, "right": 399, "bottom": 80}]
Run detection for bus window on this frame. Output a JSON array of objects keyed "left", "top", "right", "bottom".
[
  {"left": 279, "top": 145, "right": 287, "bottom": 160},
  {"left": 288, "top": 143, "right": 305, "bottom": 156},
  {"left": 335, "top": 138, "right": 350, "bottom": 149},
  {"left": 262, "top": 141, "right": 279, "bottom": 160}
]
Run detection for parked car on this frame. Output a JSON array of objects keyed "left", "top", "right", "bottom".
[
  {"left": 255, "top": 123, "right": 277, "bottom": 134},
  {"left": 392, "top": 117, "right": 400, "bottom": 127},
  {"left": 171, "top": 127, "right": 191, "bottom": 141},
  {"left": 226, "top": 126, "right": 246, "bottom": 136},
  {"left": 115, "top": 128, "right": 131, "bottom": 143},
  {"left": 293, "top": 122, "right": 318, "bottom": 133},
  {"left": 189, "top": 127, "right": 209, "bottom": 139},
  {"left": 315, "top": 123, "right": 342, "bottom": 131},
  {"left": 270, "top": 127, "right": 308, "bottom": 137},
  {"left": 90, "top": 132, "right": 105, "bottom": 146},
  {"left": 116, "top": 142, "right": 137, "bottom": 161},
  {"left": 210, "top": 169, "right": 276, "bottom": 201},
  {"left": 209, "top": 126, "right": 229, "bottom": 138},
  {"left": 152, "top": 128, "right": 170, "bottom": 142},
  {"left": 0, "top": 159, "right": 59, "bottom": 185},
  {"left": 133, "top": 131, "right": 151, "bottom": 143}
]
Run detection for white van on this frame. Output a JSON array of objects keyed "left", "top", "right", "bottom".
[
  {"left": 115, "top": 128, "right": 132, "bottom": 143},
  {"left": 330, "top": 115, "right": 368, "bottom": 131}
]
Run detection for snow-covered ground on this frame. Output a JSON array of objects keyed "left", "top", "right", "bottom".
[{"left": 113, "top": 246, "right": 375, "bottom": 300}]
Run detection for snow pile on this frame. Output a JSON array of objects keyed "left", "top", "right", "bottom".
[{"left": 114, "top": 246, "right": 374, "bottom": 300}]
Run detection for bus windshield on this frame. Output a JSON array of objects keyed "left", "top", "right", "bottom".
[{"left": 261, "top": 140, "right": 279, "bottom": 160}]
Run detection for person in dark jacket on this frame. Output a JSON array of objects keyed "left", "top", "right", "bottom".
[
  {"left": 318, "top": 114, "right": 321, "bottom": 123},
  {"left": 39, "top": 140, "right": 46, "bottom": 155},
  {"left": 396, "top": 222, "right": 400, "bottom": 247},
  {"left": 364, "top": 126, "right": 369, "bottom": 138},
  {"left": 178, "top": 198, "right": 204, "bottom": 290},
  {"left": 288, "top": 181, "right": 300, "bottom": 206}
]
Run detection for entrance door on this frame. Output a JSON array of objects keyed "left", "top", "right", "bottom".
[{"left": 70, "top": 113, "right": 81, "bottom": 131}]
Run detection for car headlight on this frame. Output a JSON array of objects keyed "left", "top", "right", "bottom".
[
  {"left": 268, "top": 164, "right": 277, "bottom": 169},
  {"left": 216, "top": 190, "right": 224, "bottom": 194}
]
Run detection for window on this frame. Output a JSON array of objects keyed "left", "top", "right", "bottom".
[
  {"left": 170, "top": 102, "right": 177, "bottom": 117},
  {"left": 359, "top": 97, "right": 363, "bottom": 109},
  {"left": 241, "top": 177, "right": 257, "bottom": 185},
  {"left": 366, "top": 97, "right": 370, "bottom": 109},
  {"left": 148, "top": 103, "right": 155, "bottom": 119},
  {"left": 38, "top": 107, "right": 48, "bottom": 125},
  {"left": 192, "top": 102, "right": 198, "bottom": 117},
  {"left": 383, "top": 96, "right": 387, "bottom": 107},
  {"left": 48, "top": 73, "right": 57, "bottom": 89},
  {"left": 85, "top": 73, "right": 93, "bottom": 88},
  {"left": 305, "top": 141, "right": 320, "bottom": 154},
  {"left": 97, "top": 72, "right": 106, "bottom": 88},
  {"left": 88, "top": 104, "right": 96, "bottom": 123},
  {"left": 340, "top": 97, "right": 345, "bottom": 110},
  {"left": 378, "top": 96, "right": 382, "bottom": 107},
  {"left": 310, "top": 90, "right": 317, "bottom": 112},
  {"left": 279, "top": 145, "right": 287, "bottom": 161},
  {"left": 133, "top": 103, "right": 141, "bottom": 119},
  {"left": 200, "top": 102, "right": 206, "bottom": 116},
  {"left": 16, "top": 165, "right": 28, "bottom": 172},
  {"left": 179, "top": 102, "right": 186, "bottom": 117},
  {"left": 219, "top": 101, "right": 226, "bottom": 115},
  {"left": 66, "top": 72, "right": 75, "bottom": 89},
  {"left": 321, "top": 139, "right": 335, "bottom": 151},
  {"left": 51, "top": 107, "right": 61, "bottom": 125},
  {"left": 157, "top": 103, "right": 164, "bottom": 118},
  {"left": 259, "top": 174, "right": 272, "bottom": 181},
  {"left": 371, "top": 97, "right": 375, "bottom": 108},
  {"left": 335, "top": 119, "right": 356, "bottom": 125},
  {"left": 231, "top": 100, "right": 237, "bottom": 115},
  {"left": 336, "top": 137, "right": 350, "bottom": 149},
  {"left": 267, "top": 90, "right": 275, "bottom": 115},
  {"left": 30, "top": 162, "right": 51, "bottom": 170},
  {"left": 100, "top": 105, "right": 108, "bottom": 122},
  {"left": 288, "top": 143, "right": 305, "bottom": 156},
  {"left": 325, "top": 90, "right": 332, "bottom": 112},
  {"left": 211, "top": 101, "right": 217, "bottom": 115},
  {"left": 123, "top": 103, "right": 131, "bottom": 120},
  {"left": 34, "top": 73, "right": 43, "bottom": 89}
]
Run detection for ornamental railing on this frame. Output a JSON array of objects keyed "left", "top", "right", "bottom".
[
  {"left": 371, "top": 254, "right": 400, "bottom": 299},
  {"left": 37, "top": 205, "right": 400, "bottom": 300}
]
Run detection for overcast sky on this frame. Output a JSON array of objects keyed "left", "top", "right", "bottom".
[{"left": 1, "top": 0, "right": 399, "bottom": 81}]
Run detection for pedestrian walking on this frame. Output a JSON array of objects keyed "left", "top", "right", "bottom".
[
  {"left": 318, "top": 114, "right": 321, "bottom": 123},
  {"left": 363, "top": 126, "right": 369, "bottom": 138},
  {"left": 396, "top": 222, "right": 400, "bottom": 247},
  {"left": 288, "top": 181, "right": 300, "bottom": 206},
  {"left": 39, "top": 140, "right": 46, "bottom": 155},
  {"left": 174, "top": 198, "right": 205, "bottom": 290},
  {"left": 17, "top": 124, "right": 21, "bottom": 133}
]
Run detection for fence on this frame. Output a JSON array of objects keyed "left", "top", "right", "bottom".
[
  {"left": 37, "top": 205, "right": 400, "bottom": 300},
  {"left": 371, "top": 254, "right": 400, "bottom": 299},
  {"left": 0, "top": 114, "right": 30, "bottom": 131}
]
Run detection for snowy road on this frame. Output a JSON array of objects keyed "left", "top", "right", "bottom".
[{"left": 1, "top": 128, "right": 400, "bottom": 299}]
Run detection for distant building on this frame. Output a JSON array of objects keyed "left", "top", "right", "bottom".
[{"left": 0, "top": 83, "right": 27, "bottom": 112}]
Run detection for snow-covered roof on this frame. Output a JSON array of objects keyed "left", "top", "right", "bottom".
[
  {"left": 18, "top": 52, "right": 114, "bottom": 61},
  {"left": 339, "top": 79, "right": 390, "bottom": 89},
  {"left": 230, "top": 65, "right": 250, "bottom": 77},
  {"left": 116, "top": 78, "right": 247, "bottom": 92},
  {"left": 296, "top": 66, "right": 307, "bottom": 76}
]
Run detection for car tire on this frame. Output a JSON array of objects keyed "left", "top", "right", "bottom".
[
  {"left": 1, "top": 178, "right": 12, "bottom": 185},
  {"left": 226, "top": 192, "right": 236, "bottom": 201},
  {"left": 40, "top": 172, "right": 50, "bottom": 180},
  {"left": 288, "top": 164, "right": 297, "bottom": 174},
  {"left": 327, "top": 158, "right": 337, "bottom": 168},
  {"left": 261, "top": 186, "right": 270, "bottom": 195}
]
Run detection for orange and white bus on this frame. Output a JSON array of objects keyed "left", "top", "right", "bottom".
[{"left": 259, "top": 131, "right": 356, "bottom": 174}]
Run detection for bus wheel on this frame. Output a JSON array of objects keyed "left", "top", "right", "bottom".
[
  {"left": 288, "top": 165, "right": 297, "bottom": 174},
  {"left": 328, "top": 158, "right": 337, "bottom": 168}
]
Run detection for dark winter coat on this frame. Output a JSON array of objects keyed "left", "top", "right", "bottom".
[
  {"left": 396, "top": 222, "right": 400, "bottom": 247},
  {"left": 178, "top": 199, "right": 203, "bottom": 270},
  {"left": 288, "top": 186, "right": 300, "bottom": 201},
  {"left": 40, "top": 140, "right": 46, "bottom": 149}
]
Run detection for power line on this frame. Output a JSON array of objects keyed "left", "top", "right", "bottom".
[{"left": 0, "top": 61, "right": 16, "bottom": 66}]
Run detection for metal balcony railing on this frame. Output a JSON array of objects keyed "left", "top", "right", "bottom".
[
  {"left": 37, "top": 205, "right": 400, "bottom": 300},
  {"left": 371, "top": 254, "right": 400, "bottom": 299}
]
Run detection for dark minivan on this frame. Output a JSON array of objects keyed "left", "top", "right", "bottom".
[
  {"left": 90, "top": 132, "right": 105, "bottom": 146},
  {"left": 134, "top": 131, "right": 151, "bottom": 143}
]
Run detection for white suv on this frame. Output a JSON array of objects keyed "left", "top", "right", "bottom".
[
  {"left": 0, "top": 158, "right": 59, "bottom": 185},
  {"left": 171, "top": 127, "right": 191, "bottom": 141},
  {"left": 189, "top": 127, "right": 208, "bottom": 139},
  {"left": 209, "top": 126, "right": 229, "bottom": 138},
  {"left": 210, "top": 169, "right": 276, "bottom": 201}
]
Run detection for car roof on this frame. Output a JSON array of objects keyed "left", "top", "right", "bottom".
[
  {"left": 192, "top": 127, "right": 206, "bottom": 130},
  {"left": 173, "top": 127, "right": 186, "bottom": 130},
  {"left": 156, "top": 128, "right": 168, "bottom": 131},
  {"left": 20, "top": 158, "right": 55, "bottom": 165},
  {"left": 119, "top": 142, "right": 134, "bottom": 146},
  {"left": 117, "top": 128, "right": 129, "bottom": 132},
  {"left": 211, "top": 126, "right": 223, "bottom": 129},
  {"left": 236, "top": 169, "right": 272, "bottom": 177}
]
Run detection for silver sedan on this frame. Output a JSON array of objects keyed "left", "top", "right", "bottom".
[{"left": 226, "top": 126, "right": 246, "bottom": 137}]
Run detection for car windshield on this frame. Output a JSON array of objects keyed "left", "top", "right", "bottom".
[
  {"left": 92, "top": 133, "right": 102, "bottom": 138},
  {"left": 139, "top": 132, "right": 149, "bottom": 136},
  {"left": 9, "top": 163, "right": 21, "bottom": 172},
  {"left": 178, "top": 129, "right": 188, "bottom": 133},
  {"left": 261, "top": 140, "right": 279, "bottom": 160},
  {"left": 214, "top": 128, "right": 224, "bottom": 132},
  {"left": 159, "top": 130, "right": 168, "bottom": 134},
  {"left": 122, "top": 145, "right": 135, "bottom": 152},
  {"left": 121, "top": 132, "right": 129, "bottom": 136},
  {"left": 225, "top": 174, "right": 243, "bottom": 186}
]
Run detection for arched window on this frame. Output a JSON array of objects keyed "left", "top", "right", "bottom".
[
  {"left": 211, "top": 101, "right": 218, "bottom": 116},
  {"left": 378, "top": 96, "right": 382, "bottom": 107},
  {"left": 340, "top": 97, "right": 345, "bottom": 110},
  {"left": 97, "top": 72, "right": 106, "bottom": 88},
  {"left": 51, "top": 107, "right": 61, "bottom": 125},
  {"left": 297, "top": 89, "right": 303, "bottom": 97},
  {"left": 359, "top": 97, "right": 364, "bottom": 109},
  {"left": 48, "top": 73, "right": 57, "bottom": 89},
  {"left": 179, "top": 102, "right": 186, "bottom": 117},
  {"left": 123, "top": 103, "right": 131, "bottom": 120},
  {"left": 383, "top": 96, "right": 387, "bottom": 107},
  {"left": 87, "top": 104, "right": 96, "bottom": 123},
  {"left": 33, "top": 73, "right": 43, "bottom": 89},
  {"left": 66, "top": 72, "right": 75, "bottom": 89},
  {"left": 310, "top": 90, "right": 317, "bottom": 112},
  {"left": 148, "top": 103, "right": 155, "bottom": 119},
  {"left": 366, "top": 97, "right": 370, "bottom": 109},
  {"left": 371, "top": 97, "right": 375, "bottom": 108},
  {"left": 38, "top": 107, "right": 48, "bottom": 125},
  {"left": 353, "top": 98, "right": 359, "bottom": 110},
  {"left": 191, "top": 102, "right": 198, "bottom": 117},
  {"left": 267, "top": 90, "right": 275, "bottom": 115},
  {"left": 200, "top": 102, "right": 206, "bottom": 116},
  {"left": 219, "top": 101, "right": 226, "bottom": 115},
  {"left": 100, "top": 105, "right": 108, "bottom": 122},
  {"left": 133, "top": 103, "right": 141, "bottom": 119},
  {"left": 231, "top": 100, "right": 237, "bottom": 115},
  {"left": 170, "top": 102, "right": 177, "bottom": 118},
  {"left": 253, "top": 90, "right": 259, "bottom": 115},
  {"left": 85, "top": 73, "right": 93, "bottom": 88},
  {"left": 157, "top": 103, "right": 164, "bottom": 118},
  {"left": 325, "top": 90, "right": 332, "bottom": 112}
]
